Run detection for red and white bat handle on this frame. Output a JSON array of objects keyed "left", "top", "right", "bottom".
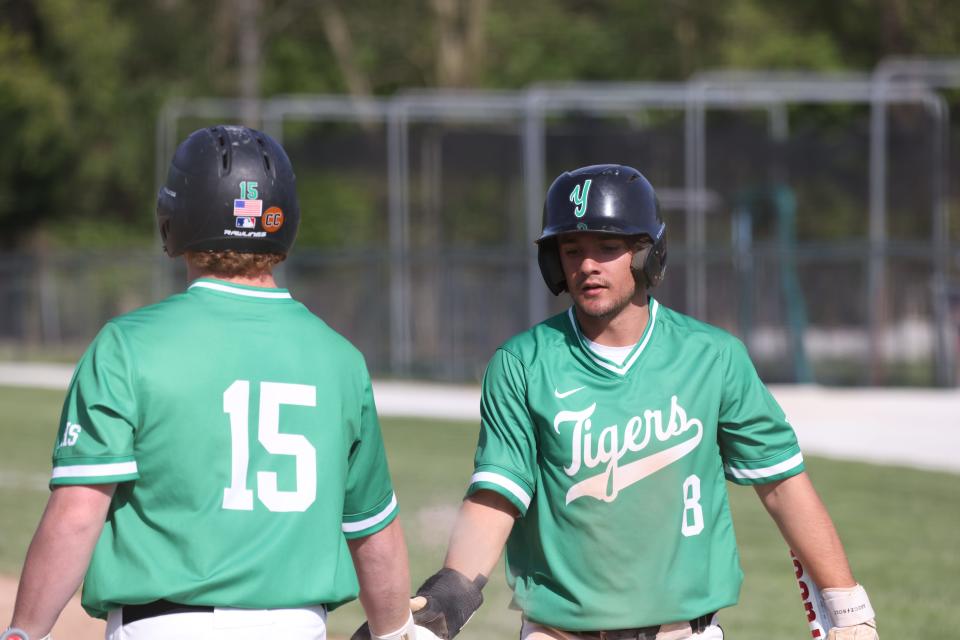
[{"left": 790, "top": 549, "right": 833, "bottom": 639}]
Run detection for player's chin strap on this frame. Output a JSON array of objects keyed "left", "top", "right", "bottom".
[
  {"left": 820, "top": 583, "right": 876, "bottom": 627},
  {"left": 2, "top": 629, "right": 51, "bottom": 640}
]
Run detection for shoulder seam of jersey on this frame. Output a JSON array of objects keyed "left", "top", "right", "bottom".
[
  {"left": 106, "top": 320, "right": 142, "bottom": 429},
  {"left": 497, "top": 345, "right": 530, "bottom": 373}
]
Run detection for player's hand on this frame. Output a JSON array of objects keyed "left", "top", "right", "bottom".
[
  {"left": 822, "top": 584, "right": 877, "bottom": 639},
  {"left": 826, "top": 619, "right": 878, "bottom": 639},
  {"left": 350, "top": 622, "right": 373, "bottom": 640},
  {"left": 409, "top": 568, "right": 485, "bottom": 640},
  {"left": 349, "top": 612, "right": 441, "bottom": 640},
  {"left": 350, "top": 568, "right": 484, "bottom": 640}
]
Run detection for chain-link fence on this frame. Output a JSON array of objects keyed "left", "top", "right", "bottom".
[{"left": 3, "top": 61, "right": 959, "bottom": 386}]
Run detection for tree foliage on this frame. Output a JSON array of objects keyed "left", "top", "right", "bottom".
[{"left": 1, "top": 0, "right": 959, "bottom": 247}]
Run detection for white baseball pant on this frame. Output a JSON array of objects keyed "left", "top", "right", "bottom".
[{"left": 105, "top": 605, "right": 327, "bottom": 640}]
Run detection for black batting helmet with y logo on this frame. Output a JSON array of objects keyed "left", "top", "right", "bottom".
[
  {"left": 156, "top": 125, "right": 300, "bottom": 256},
  {"left": 536, "top": 164, "right": 667, "bottom": 295}
]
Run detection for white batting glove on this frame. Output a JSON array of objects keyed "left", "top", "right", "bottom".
[
  {"left": 822, "top": 584, "right": 878, "bottom": 640},
  {"left": 413, "top": 625, "right": 442, "bottom": 640},
  {"left": 409, "top": 599, "right": 441, "bottom": 640},
  {"left": 370, "top": 612, "right": 415, "bottom": 640},
  {"left": 368, "top": 611, "right": 442, "bottom": 640}
]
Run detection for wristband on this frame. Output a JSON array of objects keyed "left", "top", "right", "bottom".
[
  {"left": 372, "top": 611, "right": 415, "bottom": 640},
  {"left": 820, "top": 583, "right": 875, "bottom": 627}
]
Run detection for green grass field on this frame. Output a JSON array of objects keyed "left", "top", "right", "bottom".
[{"left": 2, "top": 386, "right": 957, "bottom": 638}]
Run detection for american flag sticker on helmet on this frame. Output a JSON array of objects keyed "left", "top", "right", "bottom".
[{"left": 233, "top": 199, "right": 263, "bottom": 216}]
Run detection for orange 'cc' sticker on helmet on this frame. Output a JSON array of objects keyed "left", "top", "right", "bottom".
[{"left": 262, "top": 207, "right": 284, "bottom": 232}]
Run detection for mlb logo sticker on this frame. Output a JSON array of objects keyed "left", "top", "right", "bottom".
[
  {"left": 235, "top": 216, "right": 256, "bottom": 229},
  {"left": 233, "top": 199, "right": 262, "bottom": 217}
]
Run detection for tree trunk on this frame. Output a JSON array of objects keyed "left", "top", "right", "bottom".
[
  {"left": 431, "top": 0, "right": 490, "bottom": 88},
  {"left": 235, "top": 0, "right": 262, "bottom": 127},
  {"left": 318, "top": 0, "right": 373, "bottom": 97}
]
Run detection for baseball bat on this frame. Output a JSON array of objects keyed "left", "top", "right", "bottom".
[{"left": 790, "top": 549, "right": 834, "bottom": 638}]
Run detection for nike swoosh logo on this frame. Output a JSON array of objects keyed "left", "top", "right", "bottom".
[{"left": 554, "top": 386, "right": 585, "bottom": 399}]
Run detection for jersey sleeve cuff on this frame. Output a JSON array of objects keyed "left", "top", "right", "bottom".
[
  {"left": 50, "top": 458, "right": 139, "bottom": 485},
  {"left": 724, "top": 447, "right": 805, "bottom": 485},
  {"left": 467, "top": 467, "right": 533, "bottom": 515},
  {"left": 342, "top": 491, "right": 398, "bottom": 539}
]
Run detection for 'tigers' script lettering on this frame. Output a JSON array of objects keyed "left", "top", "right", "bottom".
[{"left": 553, "top": 395, "right": 703, "bottom": 504}]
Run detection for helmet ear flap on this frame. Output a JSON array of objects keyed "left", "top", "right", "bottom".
[
  {"left": 537, "top": 239, "right": 567, "bottom": 295},
  {"left": 642, "top": 234, "right": 667, "bottom": 288},
  {"left": 629, "top": 231, "right": 668, "bottom": 289},
  {"left": 159, "top": 219, "right": 173, "bottom": 256}
]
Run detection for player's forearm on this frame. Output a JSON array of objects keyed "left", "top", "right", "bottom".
[
  {"left": 347, "top": 518, "right": 412, "bottom": 636},
  {"left": 754, "top": 472, "right": 856, "bottom": 588},
  {"left": 10, "top": 485, "right": 114, "bottom": 637},
  {"left": 443, "top": 491, "right": 517, "bottom": 581}
]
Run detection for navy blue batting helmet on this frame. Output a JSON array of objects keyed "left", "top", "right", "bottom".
[
  {"left": 157, "top": 125, "right": 300, "bottom": 256},
  {"left": 536, "top": 164, "right": 667, "bottom": 295}
]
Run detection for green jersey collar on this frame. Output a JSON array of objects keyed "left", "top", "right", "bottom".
[
  {"left": 567, "top": 298, "right": 659, "bottom": 376},
  {"left": 188, "top": 278, "right": 292, "bottom": 300}
]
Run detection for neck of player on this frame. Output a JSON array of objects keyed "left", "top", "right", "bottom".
[
  {"left": 574, "top": 288, "right": 650, "bottom": 347},
  {"left": 186, "top": 264, "right": 279, "bottom": 289}
]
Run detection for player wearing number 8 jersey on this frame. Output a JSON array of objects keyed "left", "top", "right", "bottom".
[
  {"left": 473, "top": 298, "right": 801, "bottom": 631},
  {"left": 395, "top": 165, "right": 878, "bottom": 640},
  {"left": 6, "top": 126, "right": 423, "bottom": 640}
]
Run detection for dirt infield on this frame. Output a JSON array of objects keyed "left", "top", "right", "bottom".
[{"left": 0, "top": 575, "right": 104, "bottom": 639}]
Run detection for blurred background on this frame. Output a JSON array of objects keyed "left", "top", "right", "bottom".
[
  {"left": 2, "top": 0, "right": 960, "bottom": 386},
  {"left": 2, "top": 2, "right": 960, "bottom": 639}
]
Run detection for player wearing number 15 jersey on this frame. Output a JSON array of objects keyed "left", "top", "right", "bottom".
[
  {"left": 6, "top": 126, "right": 421, "bottom": 640},
  {"left": 394, "top": 165, "right": 878, "bottom": 640},
  {"left": 52, "top": 278, "right": 395, "bottom": 618}
]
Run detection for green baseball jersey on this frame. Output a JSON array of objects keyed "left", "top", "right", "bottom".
[
  {"left": 51, "top": 278, "right": 398, "bottom": 618},
  {"left": 468, "top": 298, "right": 804, "bottom": 630}
]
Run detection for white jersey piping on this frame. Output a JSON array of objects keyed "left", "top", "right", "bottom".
[
  {"left": 51, "top": 461, "right": 138, "bottom": 479},
  {"left": 189, "top": 280, "right": 292, "bottom": 299},
  {"left": 724, "top": 452, "right": 805, "bottom": 479},
  {"left": 470, "top": 471, "right": 532, "bottom": 508},
  {"left": 342, "top": 492, "right": 398, "bottom": 533},
  {"left": 567, "top": 298, "right": 660, "bottom": 376}
]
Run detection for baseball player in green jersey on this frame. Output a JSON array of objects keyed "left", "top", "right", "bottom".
[
  {"left": 5, "top": 126, "right": 425, "bottom": 640},
  {"left": 392, "top": 165, "right": 879, "bottom": 640}
]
